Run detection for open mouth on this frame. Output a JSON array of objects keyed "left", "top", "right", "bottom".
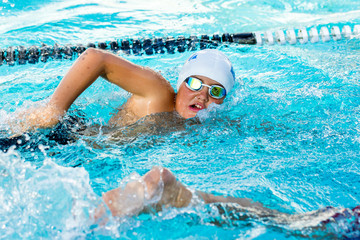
[{"left": 189, "top": 103, "right": 204, "bottom": 111}]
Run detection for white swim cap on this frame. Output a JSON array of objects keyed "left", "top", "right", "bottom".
[{"left": 177, "top": 49, "right": 235, "bottom": 94}]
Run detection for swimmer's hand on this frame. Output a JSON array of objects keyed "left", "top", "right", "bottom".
[
  {"left": 102, "top": 181, "right": 146, "bottom": 217},
  {"left": 9, "top": 103, "right": 64, "bottom": 136},
  {"left": 99, "top": 167, "right": 193, "bottom": 219}
]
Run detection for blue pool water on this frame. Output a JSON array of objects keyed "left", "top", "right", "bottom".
[{"left": 1, "top": 0, "right": 360, "bottom": 239}]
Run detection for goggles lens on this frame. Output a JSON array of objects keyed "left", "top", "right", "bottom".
[{"left": 185, "top": 77, "right": 226, "bottom": 99}]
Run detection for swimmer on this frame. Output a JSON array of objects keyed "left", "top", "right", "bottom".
[{"left": 13, "top": 48, "right": 235, "bottom": 134}]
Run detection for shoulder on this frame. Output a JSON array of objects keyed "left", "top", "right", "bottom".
[
  {"left": 147, "top": 68, "right": 175, "bottom": 95},
  {"left": 128, "top": 80, "right": 175, "bottom": 117}
]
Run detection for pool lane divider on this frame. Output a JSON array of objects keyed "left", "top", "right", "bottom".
[
  {"left": 1, "top": 24, "right": 359, "bottom": 66},
  {"left": 0, "top": 33, "right": 256, "bottom": 66},
  {"left": 256, "top": 25, "right": 360, "bottom": 45}
]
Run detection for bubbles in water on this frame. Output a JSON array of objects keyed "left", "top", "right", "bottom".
[
  {"left": 0, "top": 109, "right": 11, "bottom": 131},
  {"left": 0, "top": 0, "right": 14, "bottom": 10}
]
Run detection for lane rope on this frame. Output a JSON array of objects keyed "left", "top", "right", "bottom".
[{"left": 1, "top": 24, "right": 359, "bottom": 66}]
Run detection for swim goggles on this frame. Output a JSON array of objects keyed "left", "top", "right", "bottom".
[{"left": 184, "top": 77, "right": 226, "bottom": 99}]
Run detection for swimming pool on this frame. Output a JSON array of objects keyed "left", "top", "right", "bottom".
[{"left": 1, "top": 0, "right": 360, "bottom": 238}]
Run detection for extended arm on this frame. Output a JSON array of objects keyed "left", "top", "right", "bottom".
[
  {"left": 95, "top": 167, "right": 352, "bottom": 237},
  {"left": 95, "top": 167, "right": 284, "bottom": 220}
]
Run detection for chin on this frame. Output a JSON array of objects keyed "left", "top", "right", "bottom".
[
  {"left": 185, "top": 112, "right": 198, "bottom": 119},
  {"left": 178, "top": 111, "right": 196, "bottom": 119}
]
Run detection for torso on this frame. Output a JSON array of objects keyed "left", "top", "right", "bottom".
[
  {"left": 108, "top": 102, "right": 140, "bottom": 128},
  {"left": 105, "top": 111, "right": 190, "bottom": 141}
]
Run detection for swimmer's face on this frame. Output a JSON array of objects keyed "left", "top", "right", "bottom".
[{"left": 175, "top": 75, "right": 225, "bottom": 119}]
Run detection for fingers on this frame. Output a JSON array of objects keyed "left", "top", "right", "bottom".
[
  {"left": 142, "top": 167, "right": 162, "bottom": 199},
  {"left": 102, "top": 167, "right": 193, "bottom": 218},
  {"left": 102, "top": 181, "right": 145, "bottom": 217}
]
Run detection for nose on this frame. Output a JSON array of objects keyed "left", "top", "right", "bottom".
[{"left": 196, "top": 87, "right": 209, "bottom": 102}]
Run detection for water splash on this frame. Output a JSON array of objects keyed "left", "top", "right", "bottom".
[{"left": 0, "top": 149, "right": 99, "bottom": 239}]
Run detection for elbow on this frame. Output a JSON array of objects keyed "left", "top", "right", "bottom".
[
  {"left": 82, "top": 47, "right": 100, "bottom": 54},
  {"left": 78, "top": 48, "right": 107, "bottom": 74},
  {"left": 79, "top": 48, "right": 107, "bottom": 64}
]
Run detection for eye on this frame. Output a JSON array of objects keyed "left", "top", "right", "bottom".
[
  {"left": 188, "top": 78, "right": 202, "bottom": 90},
  {"left": 210, "top": 86, "right": 226, "bottom": 98},
  {"left": 211, "top": 87, "right": 221, "bottom": 96}
]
